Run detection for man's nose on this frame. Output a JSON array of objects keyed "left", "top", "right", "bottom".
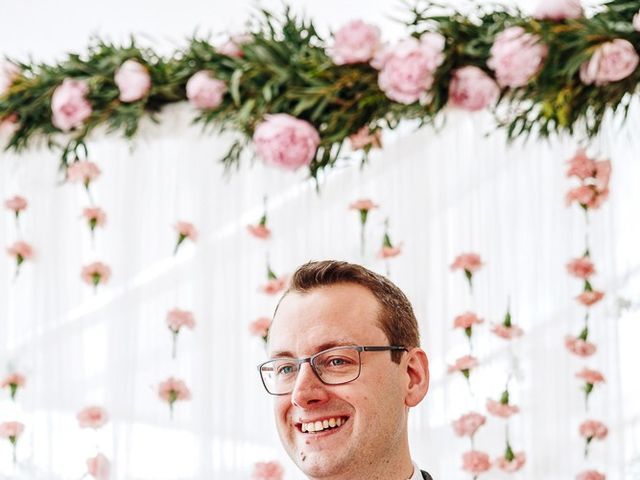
[{"left": 290, "top": 362, "right": 329, "bottom": 407}]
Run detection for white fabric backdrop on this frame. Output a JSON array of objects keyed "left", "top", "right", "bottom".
[{"left": 2, "top": 1, "right": 640, "bottom": 479}]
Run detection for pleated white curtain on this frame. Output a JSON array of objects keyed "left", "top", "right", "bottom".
[{"left": 1, "top": 95, "right": 639, "bottom": 479}]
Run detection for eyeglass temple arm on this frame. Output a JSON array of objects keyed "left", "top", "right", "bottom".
[{"left": 361, "top": 346, "right": 408, "bottom": 352}]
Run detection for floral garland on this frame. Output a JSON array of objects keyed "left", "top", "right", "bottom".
[{"left": 1, "top": 1, "right": 639, "bottom": 180}]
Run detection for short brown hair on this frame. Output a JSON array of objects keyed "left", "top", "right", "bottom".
[{"left": 279, "top": 260, "right": 420, "bottom": 362}]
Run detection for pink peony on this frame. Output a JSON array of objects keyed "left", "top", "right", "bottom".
[
  {"left": 253, "top": 114, "right": 320, "bottom": 170},
  {"left": 260, "top": 277, "right": 287, "bottom": 295},
  {"left": 67, "top": 161, "right": 101, "bottom": 185},
  {"left": 217, "top": 34, "right": 252, "bottom": 58},
  {"left": 0, "top": 61, "right": 20, "bottom": 96},
  {"left": 249, "top": 317, "right": 272, "bottom": 339},
  {"left": 83, "top": 207, "right": 107, "bottom": 229},
  {"left": 448, "top": 355, "right": 478, "bottom": 375},
  {"left": 77, "top": 406, "right": 108, "bottom": 429},
  {"left": 51, "top": 78, "right": 93, "bottom": 131},
  {"left": 349, "top": 126, "right": 382, "bottom": 150},
  {"left": 158, "top": 377, "right": 191, "bottom": 412},
  {"left": 114, "top": 59, "right": 151, "bottom": 103},
  {"left": 580, "top": 39, "right": 639, "bottom": 86},
  {"left": 567, "top": 257, "right": 595, "bottom": 279},
  {"left": 576, "top": 470, "right": 606, "bottom": 480},
  {"left": 533, "top": 0, "right": 583, "bottom": 20},
  {"left": 634, "top": 11, "right": 640, "bottom": 32},
  {"left": 374, "top": 34, "right": 445, "bottom": 104},
  {"left": 350, "top": 199, "right": 378, "bottom": 211},
  {"left": 487, "top": 26, "right": 548, "bottom": 88},
  {"left": 186, "top": 71, "right": 226, "bottom": 109},
  {"left": 453, "top": 312, "right": 484, "bottom": 330},
  {"left": 579, "top": 419, "right": 608, "bottom": 440},
  {"left": 4, "top": 195, "right": 27, "bottom": 213},
  {"left": 0, "top": 421, "right": 24, "bottom": 440},
  {"left": 166, "top": 308, "right": 195, "bottom": 332},
  {"left": 329, "top": 20, "right": 381, "bottom": 65},
  {"left": 7, "top": 241, "right": 34, "bottom": 261},
  {"left": 566, "top": 148, "right": 596, "bottom": 180},
  {"left": 81, "top": 262, "right": 112, "bottom": 287},
  {"left": 87, "top": 453, "right": 110, "bottom": 480},
  {"left": 450, "top": 252, "right": 483, "bottom": 273},
  {"left": 576, "top": 290, "right": 605, "bottom": 307},
  {"left": 252, "top": 460, "right": 284, "bottom": 480},
  {"left": 491, "top": 323, "right": 524, "bottom": 340},
  {"left": 496, "top": 451, "right": 526, "bottom": 472},
  {"left": 462, "top": 450, "right": 492, "bottom": 475},
  {"left": 452, "top": 412, "right": 486, "bottom": 437},
  {"left": 448, "top": 66, "right": 499, "bottom": 111},
  {"left": 576, "top": 367, "right": 605, "bottom": 385},
  {"left": 565, "top": 336, "right": 597, "bottom": 357},
  {"left": 487, "top": 398, "right": 520, "bottom": 418},
  {"left": 247, "top": 224, "right": 271, "bottom": 239}
]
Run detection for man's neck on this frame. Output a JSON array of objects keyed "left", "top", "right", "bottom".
[{"left": 306, "top": 454, "right": 414, "bottom": 480}]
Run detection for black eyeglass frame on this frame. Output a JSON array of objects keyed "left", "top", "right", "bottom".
[{"left": 257, "top": 345, "right": 408, "bottom": 396}]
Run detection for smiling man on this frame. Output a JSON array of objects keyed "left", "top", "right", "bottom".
[{"left": 258, "top": 260, "right": 432, "bottom": 480}]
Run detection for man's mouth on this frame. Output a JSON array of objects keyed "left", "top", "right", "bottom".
[{"left": 297, "top": 416, "right": 349, "bottom": 434}]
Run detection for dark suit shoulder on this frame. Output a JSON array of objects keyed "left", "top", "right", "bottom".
[{"left": 421, "top": 470, "right": 433, "bottom": 480}]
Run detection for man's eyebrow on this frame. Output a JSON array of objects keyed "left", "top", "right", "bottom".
[{"left": 269, "top": 339, "right": 358, "bottom": 359}]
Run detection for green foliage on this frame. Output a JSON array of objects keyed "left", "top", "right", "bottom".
[{"left": 1, "top": 3, "right": 639, "bottom": 178}]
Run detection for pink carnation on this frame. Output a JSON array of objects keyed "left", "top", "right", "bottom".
[
  {"left": 51, "top": 78, "right": 93, "bottom": 131},
  {"left": 576, "top": 367, "right": 605, "bottom": 385},
  {"left": 175, "top": 221, "right": 198, "bottom": 241},
  {"left": 379, "top": 245, "right": 402, "bottom": 259},
  {"left": 453, "top": 312, "right": 484, "bottom": 329},
  {"left": 260, "top": 277, "right": 287, "bottom": 295},
  {"left": 349, "top": 126, "right": 382, "bottom": 150},
  {"left": 158, "top": 377, "right": 191, "bottom": 403},
  {"left": 77, "top": 406, "right": 108, "bottom": 429},
  {"left": 114, "top": 59, "right": 151, "bottom": 103},
  {"left": 253, "top": 114, "right": 320, "bottom": 170},
  {"left": 0, "top": 373, "right": 26, "bottom": 389},
  {"left": 450, "top": 252, "right": 483, "bottom": 273},
  {"left": 166, "top": 308, "right": 196, "bottom": 332},
  {"left": 462, "top": 450, "right": 492, "bottom": 475},
  {"left": 247, "top": 224, "right": 271, "bottom": 239},
  {"left": 252, "top": 460, "right": 284, "bottom": 480},
  {"left": 87, "top": 453, "right": 110, "bottom": 480},
  {"left": 186, "top": 71, "right": 227, "bottom": 109},
  {"left": 567, "top": 257, "right": 595, "bottom": 279},
  {"left": 491, "top": 323, "right": 524, "bottom": 340},
  {"left": 567, "top": 148, "right": 596, "bottom": 180},
  {"left": 565, "top": 336, "right": 597, "bottom": 357},
  {"left": 496, "top": 451, "right": 526, "bottom": 472},
  {"left": 566, "top": 185, "right": 609, "bottom": 210},
  {"left": 0, "top": 61, "right": 20, "bottom": 96},
  {"left": 81, "top": 261, "right": 112, "bottom": 287},
  {"left": 217, "top": 34, "right": 252, "bottom": 58},
  {"left": 83, "top": 207, "right": 107, "bottom": 228},
  {"left": 533, "top": 0, "right": 583, "bottom": 20},
  {"left": 0, "top": 421, "right": 24, "bottom": 439},
  {"left": 67, "top": 161, "right": 101, "bottom": 184},
  {"left": 452, "top": 412, "right": 486, "bottom": 437},
  {"left": 579, "top": 419, "right": 608, "bottom": 440},
  {"left": 249, "top": 317, "right": 272, "bottom": 338},
  {"left": 448, "top": 355, "right": 478, "bottom": 374},
  {"left": 576, "top": 290, "right": 605, "bottom": 307},
  {"left": 350, "top": 199, "right": 378, "bottom": 211},
  {"left": 329, "top": 20, "right": 381, "bottom": 65},
  {"left": 7, "top": 241, "right": 34, "bottom": 261},
  {"left": 576, "top": 470, "right": 606, "bottom": 480},
  {"left": 448, "top": 66, "right": 499, "bottom": 111},
  {"left": 5, "top": 195, "right": 27, "bottom": 213},
  {"left": 487, "top": 398, "right": 520, "bottom": 418},
  {"left": 487, "top": 26, "right": 548, "bottom": 88},
  {"left": 580, "top": 39, "right": 639, "bottom": 86},
  {"left": 374, "top": 34, "right": 445, "bottom": 104}
]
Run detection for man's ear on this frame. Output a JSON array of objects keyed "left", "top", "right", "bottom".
[{"left": 404, "top": 348, "right": 429, "bottom": 407}]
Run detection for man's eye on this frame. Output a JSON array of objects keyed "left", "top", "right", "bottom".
[
  {"left": 276, "top": 364, "right": 296, "bottom": 376},
  {"left": 326, "top": 357, "right": 351, "bottom": 367}
]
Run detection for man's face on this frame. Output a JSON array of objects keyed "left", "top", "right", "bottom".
[{"left": 267, "top": 283, "right": 409, "bottom": 478}]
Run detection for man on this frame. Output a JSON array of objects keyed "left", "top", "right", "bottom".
[{"left": 257, "top": 260, "right": 432, "bottom": 479}]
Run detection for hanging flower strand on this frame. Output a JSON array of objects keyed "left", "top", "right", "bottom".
[
  {"left": 247, "top": 197, "right": 272, "bottom": 239},
  {"left": 495, "top": 441, "right": 526, "bottom": 473},
  {"left": 66, "top": 160, "right": 101, "bottom": 203},
  {"left": 487, "top": 387, "right": 520, "bottom": 419},
  {"left": 166, "top": 308, "right": 196, "bottom": 359},
  {"left": 83, "top": 207, "right": 107, "bottom": 241},
  {"left": 0, "top": 421, "right": 24, "bottom": 464},
  {"left": 158, "top": 377, "right": 191, "bottom": 419},
  {"left": 451, "top": 252, "right": 483, "bottom": 292},
  {"left": 4, "top": 195, "right": 28, "bottom": 230},
  {"left": 7, "top": 241, "right": 34, "bottom": 279},
  {"left": 579, "top": 419, "right": 608, "bottom": 458},
  {"left": 173, "top": 221, "right": 198, "bottom": 255},
  {"left": 453, "top": 312, "right": 484, "bottom": 350},
  {"left": 491, "top": 301, "right": 524, "bottom": 340},
  {"left": 260, "top": 260, "right": 287, "bottom": 295},
  {"left": 0, "top": 373, "right": 26, "bottom": 401},
  {"left": 379, "top": 218, "right": 402, "bottom": 276},
  {"left": 249, "top": 317, "right": 272, "bottom": 344},
  {"left": 575, "top": 367, "right": 605, "bottom": 411},
  {"left": 349, "top": 198, "right": 378, "bottom": 256},
  {"left": 81, "top": 261, "right": 111, "bottom": 292}
]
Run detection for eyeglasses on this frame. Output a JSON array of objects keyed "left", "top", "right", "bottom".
[{"left": 257, "top": 345, "right": 407, "bottom": 395}]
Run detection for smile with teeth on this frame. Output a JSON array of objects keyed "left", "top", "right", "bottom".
[{"left": 300, "top": 417, "right": 348, "bottom": 433}]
